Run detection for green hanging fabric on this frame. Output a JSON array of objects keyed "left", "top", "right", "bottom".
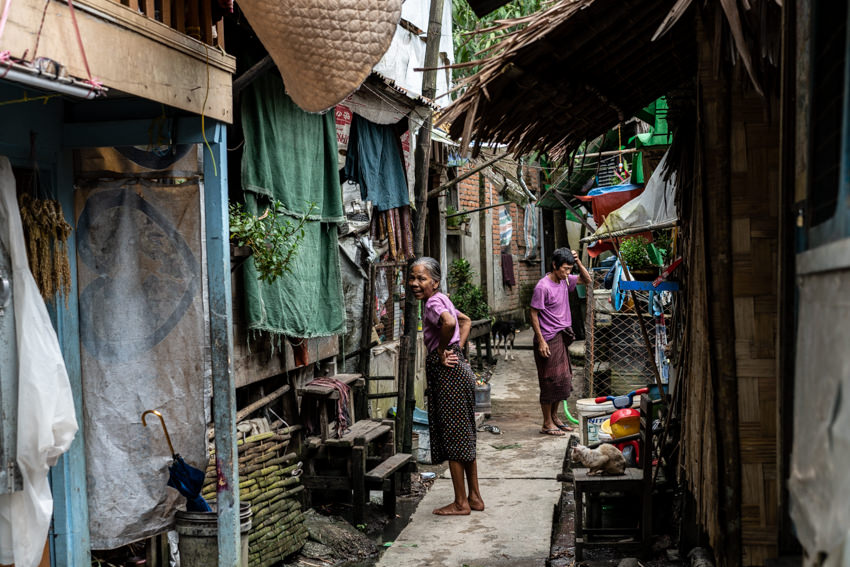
[{"left": 240, "top": 71, "right": 345, "bottom": 338}]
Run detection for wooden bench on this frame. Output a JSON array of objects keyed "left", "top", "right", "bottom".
[
  {"left": 298, "top": 373, "right": 365, "bottom": 442},
  {"left": 366, "top": 452, "right": 413, "bottom": 515},
  {"left": 303, "top": 418, "right": 407, "bottom": 524},
  {"left": 573, "top": 396, "right": 659, "bottom": 560}
]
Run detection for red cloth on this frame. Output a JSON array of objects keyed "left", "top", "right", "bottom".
[
  {"left": 577, "top": 186, "right": 650, "bottom": 257},
  {"left": 576, "top": 185, "right": 644, "bottom": 227}
]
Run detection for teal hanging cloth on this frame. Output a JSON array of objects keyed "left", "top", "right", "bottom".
[{"left": 240, "top": 71, "right": 345, "bottom": 338}]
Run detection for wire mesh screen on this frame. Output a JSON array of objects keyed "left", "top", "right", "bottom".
[{"left": 585, "top": 269, "right": 671, "bottom": 397}]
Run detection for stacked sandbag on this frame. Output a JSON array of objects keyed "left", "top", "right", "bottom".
[{"left": 203, "top": 424, "right": 307, "bottom": 566}]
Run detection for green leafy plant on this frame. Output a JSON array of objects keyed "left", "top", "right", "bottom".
[
  {"left": 229, "top": 200, "right": 316, "bottom": 284},
  {"left": 618, "top": 236, "right": 652, "bottom": 271},
  {"left": 445, "top": 204, "right": 470, "bottom": 229},
  {"left": 448, "top": 259, "right": 490, "bottom": 321},
  {"left": 653, "top": 231, "right": 672, "bottom": 262}
]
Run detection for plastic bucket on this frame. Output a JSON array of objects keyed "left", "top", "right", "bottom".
[
  {"left": 415, "top": 429, "right": 431, "bottom": 464},
  {"left": 576, "top": 283, "right": 587, "bottom": 299},
  {"left": 474, "top": 383, "right": 491, "bottom": 415},
  {"left": 576, "top": 397, "right": 640, "bottom": 445},
  {"left": 175, "top": 503, "right": 252, "bottom": 567}
]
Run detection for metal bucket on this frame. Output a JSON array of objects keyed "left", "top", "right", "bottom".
[{"left": 175, "top": 503, "right": 252, "bottom": 567}]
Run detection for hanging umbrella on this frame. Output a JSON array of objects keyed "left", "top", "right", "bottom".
[{"left": 142, "top": 409, "right": 212, "bottom": 512}]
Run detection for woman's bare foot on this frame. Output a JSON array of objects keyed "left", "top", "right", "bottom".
[
  {"left": 433, "top": 501, "right": 471, "bottom": 515},
  {"left": 468, "top": 495, "right": 485, "bottom": 511}
]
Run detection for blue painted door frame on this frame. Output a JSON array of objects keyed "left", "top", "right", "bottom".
[
  {"left": 0, "top": 83, "right": 240, "bottom": 566},
  {"left": 60, "top": 117, "right": 241, "bottom": 566}
]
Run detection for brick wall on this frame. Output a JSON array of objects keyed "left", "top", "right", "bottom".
[{"left": 452, "top": 161, "right": 544, "bottom": 321}]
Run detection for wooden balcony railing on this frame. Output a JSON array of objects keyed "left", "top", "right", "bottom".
[{"left": 111, "top": 0, "right": 225, "bottom": 48}]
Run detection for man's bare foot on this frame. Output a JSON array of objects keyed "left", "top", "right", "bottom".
[
  {"left": 433, "top": 502, "right": 471, "bottom": 515},
  {"left": 468, "top": 495, "right": 485, "bottom": 511}
]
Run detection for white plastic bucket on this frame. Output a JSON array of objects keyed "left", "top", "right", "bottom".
[{"left": 575, "top": 397, "right": 640, "bottom": 445}]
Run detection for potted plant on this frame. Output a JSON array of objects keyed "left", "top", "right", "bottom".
[
  {"left": 618, "top": 236, "right": 657, "bottom": 280},
  {"left": 445, "top": 205, "right": 471, "bottom": 234},
  {"left": 229, "top": 199, "right": 315, "bottom": 283}
]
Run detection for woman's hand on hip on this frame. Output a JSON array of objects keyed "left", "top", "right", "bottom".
[
  {"left": 439, "top": 347, "right": 458, "bottom": 367},
  {"left": 537, "top": 341, "right": 551, "bottom": 358}
]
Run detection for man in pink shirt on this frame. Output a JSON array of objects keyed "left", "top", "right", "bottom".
[{"left": 530, "top": 248, "right": 591, "bottom": 436}]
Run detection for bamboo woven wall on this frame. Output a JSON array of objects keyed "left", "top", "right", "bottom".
[
  {"left": 678, "top": 8, "right": 781, "bottom": 566},
  {"left": 729, "top": 87, "right": 780, "bottom": 567}
]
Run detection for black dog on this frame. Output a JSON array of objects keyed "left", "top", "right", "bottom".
[{"left": 492, "top": 320, "right": 519, "bottom": 361}]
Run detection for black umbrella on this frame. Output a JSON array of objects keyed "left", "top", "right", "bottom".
[{"left": 142, "top": 409, "right": 212, "bottom": 512}]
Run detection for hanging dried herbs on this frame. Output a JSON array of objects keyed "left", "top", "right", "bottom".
[{"left": 18, "top": 193, "right": 72, "bottom": 304}]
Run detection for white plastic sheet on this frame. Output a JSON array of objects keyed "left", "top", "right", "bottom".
[
  {"left": 789, "top": 260, "right": 850, "bottom": 561},
  {"left": 0, "top": 156, "right": 78, "bottom": 567},
  {"left": 590, "top": 150, "right": 677, "bottom": 238},
  {"left": 373, "top": 0, "right": 454, "bottom": 106}
]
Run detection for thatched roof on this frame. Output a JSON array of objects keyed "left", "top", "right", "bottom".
[{"left": 439, "top": 0, "right": 695, "bottom": 157}]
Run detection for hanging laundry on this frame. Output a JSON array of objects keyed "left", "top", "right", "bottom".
[
  {"left": 499, "top": 205, "right": 513, "bottom": 248},
  {"left": 240, "top": 71, "right": 346, "bottom": 339},
  {"left": 343, "top": 114, "right": 410, "bottom": 212},
  {"left": 523, "top": 204, "right": 538, "bottom": 260},
  {"left": 501, "top": 253, "right": 516, "bottom": 287}
]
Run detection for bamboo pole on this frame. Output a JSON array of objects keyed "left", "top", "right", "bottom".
[
  {"left": 426, "top": 152, "right": 510, "bottom": 198},
  {"left": 401, "top": 0, "right": 444, "bottom": 458}
]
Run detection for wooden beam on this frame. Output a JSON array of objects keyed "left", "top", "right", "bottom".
[
  {"left": 235, "top": 384, "right": 291, "bottom": 422},
  {"left": 478, "top": 172, "right": 489, "bottom": 301},
  {"left": 203, "top": 122, "right": 241, "bottom": 566},
  {"left": 427, "top": 152, "right": 510, "bottom": 198},
  {"left": 201, "top": 0, "right": 214, "bottom": 45},
  {"left": 162, "top": 0, "right": 172, "bottom": 26},
  {"left": 698, "top": 10, "right": 741, "bottom": 566},
  {"left": 401, "top": 0, "right": 444, "bottom": 458},
  {"left": 62, "top": 117, "right": 217, "bottom": 148},
  {"left": 175, "top": 0, "right": 185, "bottom": 32},
  {"left": 232, "top": 55, "right": 275, "bottom": 96}
]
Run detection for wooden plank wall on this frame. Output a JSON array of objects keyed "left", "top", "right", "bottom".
[{"left": 729, "top": 85, "right": 780, "bottom": 567}]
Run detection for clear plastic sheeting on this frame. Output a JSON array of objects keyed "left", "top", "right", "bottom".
[
  {"left": 789, "top": 261, "right": 850, "bottom": 562},
  {"left": 0, "top": 157, "right": 78, "bottom": 567},
  {"left": 590, "top": 150, "right": 677, "bottom": 239}
]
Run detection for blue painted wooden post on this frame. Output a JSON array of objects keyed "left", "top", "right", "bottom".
[
  {"left": 203, "top": 122, "right": 241, "bottom": 565},
  {"left": 49, "top": 149, "right": 92, "bottom": 566}
]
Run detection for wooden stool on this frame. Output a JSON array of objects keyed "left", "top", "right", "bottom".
[{"left": 573, "top": 396, "right": 657, "bottom": 560}]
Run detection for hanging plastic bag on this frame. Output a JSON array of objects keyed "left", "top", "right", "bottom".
[{"left": 0, "top": 156, "right": 78, "bottom": 567}]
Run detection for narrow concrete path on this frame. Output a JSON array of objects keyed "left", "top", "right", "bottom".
[{"left": 377, "top": 345, "right": 571, "bottom": 567}]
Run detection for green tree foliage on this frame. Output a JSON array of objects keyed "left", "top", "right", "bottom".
[
  {"left": 452, "top": 0, "right": 545, "bottom": 86},
  {"left": 448, "top": 258, "right": 491, "bottom": 320}
]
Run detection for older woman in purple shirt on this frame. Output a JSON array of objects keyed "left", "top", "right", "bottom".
[
  {"left": 409, "top": 257, "right": 484, "bottom": 515},
  {"left": 530, "top": 248, "right": 591, "bottom": 436}
]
